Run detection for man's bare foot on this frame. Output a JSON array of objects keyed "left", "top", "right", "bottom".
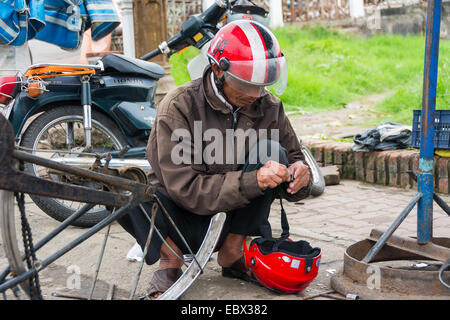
[
  {"left": 147, "top": 237, "right": 183, "bottom": 299},
  {"left": 217, "top": 233, "right": 246, "bottom": 268}
]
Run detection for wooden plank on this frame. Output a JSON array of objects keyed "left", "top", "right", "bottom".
[{"left": 133, "top": 0, "right": 168, "bottom": 64}]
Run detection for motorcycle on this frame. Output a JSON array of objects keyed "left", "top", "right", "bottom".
[{"left": 0, "top": 0, "right": 324, "bottom": 227}]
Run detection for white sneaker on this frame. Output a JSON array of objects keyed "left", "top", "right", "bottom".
[{"left": 126, "top": 242, "right": 144, "bottom": 262}]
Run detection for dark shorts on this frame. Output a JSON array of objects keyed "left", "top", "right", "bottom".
[{"left": 117, "top": 139, "right": 289, "bottom": 265}]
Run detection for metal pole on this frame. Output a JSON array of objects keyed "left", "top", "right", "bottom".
[
  {"left": 417, "top": 0, "right": 442, "bottom": 244},
  {"left": 362, "top": 192, "right": 422, "bottom": 263}
]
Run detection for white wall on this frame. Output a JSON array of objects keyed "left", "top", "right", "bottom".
[
  {"left": 270, "top": 0, "right": 284, "bottom": 28},
  {"left": 349, "top": 0, "right": 365, "bottom": 18}
]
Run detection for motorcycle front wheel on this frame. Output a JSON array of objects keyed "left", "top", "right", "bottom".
[{"left": 20, "top": 105, "right": 128, "bottom": 228}]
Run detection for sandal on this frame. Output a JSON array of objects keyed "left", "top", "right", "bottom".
[
  {"left": 221, "top": 256, "right": 262, "bottom": 286},
  {"left": 146, "top": 268, "right": 183, "bottom": 299}
]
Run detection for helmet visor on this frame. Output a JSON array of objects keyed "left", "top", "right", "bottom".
[{"left": 224, "top": 55, "right": 287, "bottom": 97}]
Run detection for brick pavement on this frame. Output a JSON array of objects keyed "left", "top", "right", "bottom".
[{"left": 270, "top": 179, "right": 450, "bottom": 245}]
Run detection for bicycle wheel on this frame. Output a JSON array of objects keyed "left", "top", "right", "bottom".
[{"left": 0, "top": 190, "right": 226, "bottom": 300}]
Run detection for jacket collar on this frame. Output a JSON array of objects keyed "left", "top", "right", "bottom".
[{"left": 202, "top": 65, "right": 264, "bottom": 118}]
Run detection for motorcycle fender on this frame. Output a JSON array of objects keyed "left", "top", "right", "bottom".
[
  {"left": 9, "top": 92, "right": 143, "bottom": 143},
  {"left": 110, "top": 101, "right": 156, "bottom": 136},
  {"left": 8, "top": 91, "right": 81, "bottom": 138}
]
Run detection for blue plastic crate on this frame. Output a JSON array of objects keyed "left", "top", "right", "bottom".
[{"left": 411, "top": 109, "right": 450, "bottom": 150}]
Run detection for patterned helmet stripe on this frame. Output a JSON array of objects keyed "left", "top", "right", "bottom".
[
  {"left": 251, "top": 22, "right": 279, "bottom": 84},
  {"left": 234, "top": 20, "right": 267, "bottom": 84}
]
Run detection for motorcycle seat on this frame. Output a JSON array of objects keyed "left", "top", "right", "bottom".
[{"left": 100, "top": 54, "right": 165, "bottom": 79}]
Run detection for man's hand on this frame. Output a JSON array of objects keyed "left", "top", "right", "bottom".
[
  {"left": 256, "top": 160, "right": 290, "bottom": 190},
  {"left": 286, "top": 160, "right": 310, "bottom": 194}
]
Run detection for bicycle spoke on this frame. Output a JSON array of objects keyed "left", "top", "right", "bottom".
[
  {"left": 25, "top": 117, "right": 125, "bottom": 217},
  {"left": 154, "top": 195, "right": 204, "bottom": 272},
  {"left": 88, "top": 213, "right": 113, "bottom": 300},
  {"left": 129, "top": 203, "right": 157, "bottom": 300},
  {"left": 66, "top": 122, "right": 75, "bottom": 150},
  {"left": 138, "top": 204, "right": 188, "bottom": 268}
]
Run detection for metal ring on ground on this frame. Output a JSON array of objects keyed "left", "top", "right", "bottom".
[{"left": 331, "top": 238, "right": 450, "bottom": 299}]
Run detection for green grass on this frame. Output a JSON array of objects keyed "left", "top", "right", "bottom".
[
  {"left": 371, "top": 56, "right": 450, "bottom": 126},
  {"left": 169, "top": 25, "right": 450, "bottom": 125}
]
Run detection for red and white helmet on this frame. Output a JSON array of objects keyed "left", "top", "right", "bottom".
[
  {"left": 207, "top": 20, "right": 287, "bottom": 97},
  {"left": 244, "top": 238, "right": 321, "bottom": 293}
]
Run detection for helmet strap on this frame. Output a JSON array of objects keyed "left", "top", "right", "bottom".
[
  {"left": 208, "top": 57, "right": 227, "bottom": 93},
  {"left": 215, "top": 74, "right": 226, "bottom": 92},
  {"left": 279, "top": 197, "right": 290, "bottom": 239}
]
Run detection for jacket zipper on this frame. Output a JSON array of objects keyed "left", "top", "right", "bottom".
[{"left": 231, "top": 107, "right": 241, "bottom": 130}]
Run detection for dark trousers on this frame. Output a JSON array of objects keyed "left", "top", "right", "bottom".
[{"left": 117, "top": 139, "right": 289, "bottom": 265}]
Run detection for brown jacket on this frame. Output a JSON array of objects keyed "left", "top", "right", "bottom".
[{"left": 146, "top": 66, "right": 311, "bottom": 215}]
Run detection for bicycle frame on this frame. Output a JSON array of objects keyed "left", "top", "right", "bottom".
[{"left": 0, "top": 113, "right": 225, "bottom": 299}]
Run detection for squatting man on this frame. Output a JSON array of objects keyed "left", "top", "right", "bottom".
[{"left": 118, "top": 20, "right": 312, "bottom": 298}]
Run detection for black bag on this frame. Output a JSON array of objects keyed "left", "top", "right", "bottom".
[{"left": 353, "top": 121, "right": 411, "bottom": 152}]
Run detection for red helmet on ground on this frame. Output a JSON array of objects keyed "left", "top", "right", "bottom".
[
  {"left": 207, "top": 20, "right": 287, "bottom": 97},
  {"left": 244, "top": 237, "right": 321, "bottom": 293}
]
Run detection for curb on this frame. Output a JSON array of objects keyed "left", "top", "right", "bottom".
[{"left": 303, "top": 138, "right": 450, "bottom": 194}]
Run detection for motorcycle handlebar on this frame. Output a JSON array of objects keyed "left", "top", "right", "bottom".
[
  {"left": 140, "top": 48, "right": 162, "bottom": 61},
  {"left": 166, "top": 32, "right": 185, "bottom": 52},
  {"left": 140, "top": 0, "right": 236, "bottom": 61},
  {"left": 140, "top": 32, "right": 184, "bottom": 60}
]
